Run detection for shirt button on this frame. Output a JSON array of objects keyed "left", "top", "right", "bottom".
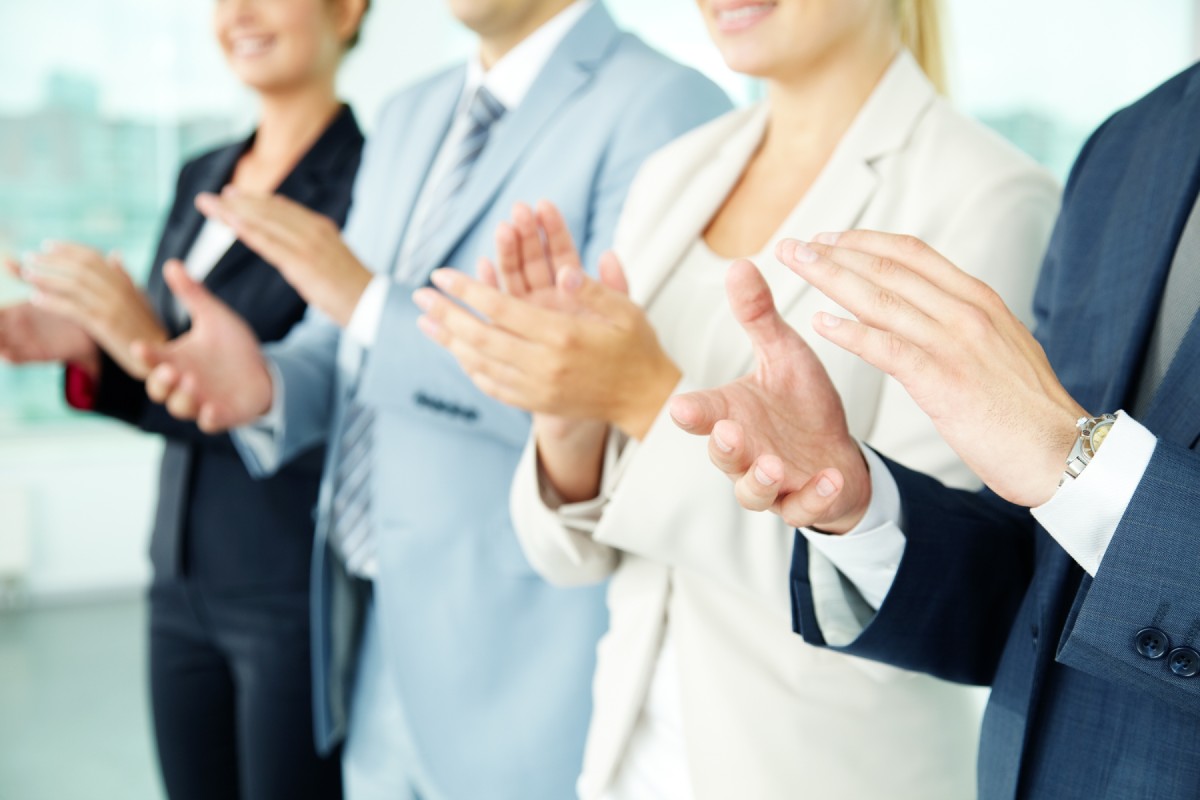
[
  {"left": 1134, "top": 627, "right": 1170, "bottom": 659},
  {"left": 1167, "top": 647, "right": 1200, "bottom": 678}
]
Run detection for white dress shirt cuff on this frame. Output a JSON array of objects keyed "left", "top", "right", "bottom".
[
  {"left": 231, "top": 360, "right": 287, "bottom": 474},
  {"left": 345, "top": 275, "right": 390, "bottom": 350},
  {"left": 1031, "top": 411, "right": 1155, "bottom": 576},
  {"left": 798, "top": 443, "right": 906, "bottom": 611}
]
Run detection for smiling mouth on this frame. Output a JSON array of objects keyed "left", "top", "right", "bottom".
[
  {"left": 715, "top": 2, "right": 777, "bottom": 33},
  {"left": 230, "top": 35, "right": 275, "bottom": 58}
]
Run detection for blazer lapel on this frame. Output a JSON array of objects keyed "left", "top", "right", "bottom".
[
  {"left": 625, "top": 106, "right": 771, "bottom": 308},
  {"left": 154, "top": 139, "right": 245, "bottom": 335},
  {"left": 406, "top": 3, "right": 621, "bottom": 280},
  {"left": 1101, "top": 71, "right": 1200, "bottom": 412},
  {"left": 376, "top": 69, "right": 465, "bottom": 275}
]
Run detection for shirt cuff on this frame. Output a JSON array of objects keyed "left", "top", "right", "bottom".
[
  {"left": 797, "top": 443, "right": 906, "bottom": 610},
  {"left": 345, "top": 275, "right": 390, "bottom": 350},
  {"left": 231, "top": 360, "right": 287, "bottom": 474},
  {"left": 1031, "top": 411, "right": 1155, "bottom": 576}
]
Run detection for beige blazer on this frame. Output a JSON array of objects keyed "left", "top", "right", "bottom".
[{"left": 511, "top": 53, "right": 1061, "bottom": 800}]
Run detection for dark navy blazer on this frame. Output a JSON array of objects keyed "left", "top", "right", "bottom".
[
  {"left": 792, "top": 65, "right": 1200, "bottom": 798},
  {"left": 88, "top": 106, "right": 363, "bottom": 591}
]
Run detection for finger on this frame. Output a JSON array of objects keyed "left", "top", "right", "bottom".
[
  {"left": 812, "top": 311, "right": 931, "bottom": 384},
  {"left": 535, "top": 201, "right": 582, "bottom": 272},
  {"left": 106, "top": 250, "right": 125, "bottom": 271},
  {"left": 145, "top": 363, "right": 182, "bottom": 404},
  {"left": 811, "top": 230, "right": 989, "bottom": 308},
  {"left": 133, "top": 339, "right": 167, "bottom": 371},
  {"left": 163, "top": 260, "right": 222, "bottom": 321},
  {"left": 415, "top": 313, "right": 539, "bottom": 407},
  {"left": 556, "top": 265, "right": 634, "bottom": 321},
  {"left": 513, "top": 203, "right": 552, "bottom": 292},
  {"left": 732, "top": 454, "right": 785, "bottom": 512},
  {"left": 197, "top": 192, "right": 310, "bottom": 263},
  {"left": 165, "top": 386, "right": 199, "bottom": 420},
  {"left": 668, "top": 389, "right": 730, "bottom": 435},
  {"left": 414, "top": 287, "right": 545, "bottom": 366},
  {"left": 598, "top": 251, "right": 629, "bottom": 296},
  {"left": 28, "top": 289, "right": 87, "bottom": 321},
  {"left": 493, "top": 223, "right": 530, "bottom": 297},
  {"left": 2, "top": 256, "right": 22, "bottom": 279},
  {"left": 477, "top": 257, "right": 500, "bottom": 289},
  {"left": 777, "top": 468, "right": 845, "bottom": 529},
  {"left": 775, "top": 240, "right": 940, "bottom": 350},
  {"left": 707, "top": 418, "right": 754, "bottom": 478},
  {"left": 426, "top": 269, "right": 564, "bottom": 340},
  {"left": 42, "top": 241, "right": 105, "bottom": 264},
  {"left": 724, "top": 258, "right": 817, "bottom": 365}
]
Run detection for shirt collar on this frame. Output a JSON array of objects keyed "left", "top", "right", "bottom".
[{"left": 462, "top": 0, "right": 593, "bottom": 112}]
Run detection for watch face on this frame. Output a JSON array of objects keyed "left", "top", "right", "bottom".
[{"left": 1087, "top": 420, "right": 1115, "bottom": 456}]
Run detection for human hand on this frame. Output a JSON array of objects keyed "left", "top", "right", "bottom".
[
  {"left": 0, "top": 287, "right": 97, "bottom": 375},
  {"left": 669, "top": 259, "right": 871, "bottom": 533},
  {"left": 413, "top": 245, "right": 679, "bottom": 442},
  {"left": 9, "top": 243, "right": 165, "bottom": 378},
  {"left": 196, "top": 187, "right": 371, "bottom": 327},
  {"left": 136, "top": 261, "right": 274, "bottom": 432},
  {"left": 775, "top": 231, "right": 1085, "bottom": 507}
]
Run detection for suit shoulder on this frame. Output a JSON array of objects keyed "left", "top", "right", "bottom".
[
  {"left": 600, "top": 32, "right": 726, "bottom": 98},
  {"left": 1073, "top": 61, "right": 1200, "bottom": 163},
  {"left": 913, "top": 97, "right": 1058, "bottom": 195}
]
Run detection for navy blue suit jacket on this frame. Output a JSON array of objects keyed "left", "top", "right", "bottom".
[
  {"left": 87, "top": 106, "right": 363, "bottom": 591},
  {"left": 791, "top": 66, "right": 1200, "bottom": 798}
]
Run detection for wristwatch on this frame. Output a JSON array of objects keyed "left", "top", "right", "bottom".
[{"left": 1061, "top": 413, "right": 1118, "bottom": 485}]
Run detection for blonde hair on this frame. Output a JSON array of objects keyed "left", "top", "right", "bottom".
[{"left": 895, "top": 0, "right": 946, "bottom": 94}]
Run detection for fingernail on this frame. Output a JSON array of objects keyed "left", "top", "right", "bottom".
[
  {"left": 412, "top": 289, "right": 434, "bottom": 312},
  {"left": 713, "top": 431, "right": 733, "bottom": 453},
  {"left": 815, "top": 232, "right": 840, "bottom": 246},
  {"left": 819, "top": 313, "right": 842, "bottom": 328},
  {"left": 560, "top": 269, "right": 583, "bottom": 292},
  {"left": 416, "top": 315, "right": 441, "bottom": 337},
  {"left": 754, "top": 465, "right": 777, "bottom": 486},
  {"left": 790, "top": 243, "right": 818, "bottom": 263},
  {"left": 816, "top": 476, "right": 836, "bottom": 497},
  {"left": 430, "top": 269, "right": 457, "bottom": 291}
]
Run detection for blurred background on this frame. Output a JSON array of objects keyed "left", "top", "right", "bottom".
[{"left": 0, "top": 1, "right": 1196, "bottom": 797}]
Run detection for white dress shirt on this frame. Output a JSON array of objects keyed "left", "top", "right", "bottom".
[
  {"left": 175, "top": 218, "right": 236, "bottom": 323},
  {"left": 345, "top": 0, "right": 594, "bottom": 349},
  {"left": 802, "top": 412, "right": 1158, "bottom": 641}
]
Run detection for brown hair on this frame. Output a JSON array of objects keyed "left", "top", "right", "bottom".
[{"left": 895, "top": 0, "right": 946, "bottom": 94}]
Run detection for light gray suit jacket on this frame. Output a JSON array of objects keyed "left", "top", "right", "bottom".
[{"left": 237, "top": 4, "right": 731, "bottom": 798}]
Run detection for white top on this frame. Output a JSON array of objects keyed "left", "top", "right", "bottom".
[
  {"left": 345, "top": 0, "right": 594, "bottom": 349},
  {"left": 599, "top": 238, "right": 733, "bottom": 800},
  {"left": 175, "top": 218, "right": 236, "bottom": 323}
]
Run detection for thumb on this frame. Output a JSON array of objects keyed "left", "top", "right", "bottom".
[
  {"left": 598, "top": 251, "right": 629, "bottom": 296},
  {"left": 669, "top": 388, "right": 730, "bottom": 435},
  {"left": 131, "top": 338, "right": 169, "bottom": 371},
  {"left": 164, "top": 260, "right": 221, "bottom": 323},
  {"left": 726, "top": 258, "right": 810, "bottom": 363}
]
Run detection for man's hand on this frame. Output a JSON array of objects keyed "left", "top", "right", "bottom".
[
  {"left": 196, "top": 188, "right": 371, "bottom": 327},
  {"left": 136, "top": 261, "right": 274, "bottom": 433},
  {"left": 669, "top": 259, "right": 871, "bottom": 533},
  {"left": 777, "top": 231, "right": 1086, "bottom": 507}
]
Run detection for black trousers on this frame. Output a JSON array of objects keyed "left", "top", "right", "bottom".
[{"left": 148, "top": 580, "right": 342, "bottom": 800}]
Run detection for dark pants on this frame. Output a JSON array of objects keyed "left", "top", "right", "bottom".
[{"left": 148, "top": 580, "right": 342, "bottom": 800}]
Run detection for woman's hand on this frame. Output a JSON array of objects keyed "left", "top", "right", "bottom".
[
  {"left": 13, "top": 243, "right": 167, "bottom": 379},
  {"left": 0, "top": 295, "right": 98, "bottom": 376},
  {"left": 414, "top": 202, "right": 681, "bottom": 443}
]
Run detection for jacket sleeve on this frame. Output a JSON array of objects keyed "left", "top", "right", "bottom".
[
  {"left": 792, "top": 458, "right": 1037, "bottom": 686},
  {"left": 1055, "top": 438, "right": 1200, "bottom": 715}
]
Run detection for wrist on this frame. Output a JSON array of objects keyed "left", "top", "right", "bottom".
[
  {"left": 323, "top": 263, "right": 373, "bottom": 328},
  {"left": 615, "top": 359, "right": 681, "bottom": 441}
]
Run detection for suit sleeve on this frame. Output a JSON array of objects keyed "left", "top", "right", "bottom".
[{"left": 1054, "top": 438, "right": 1200, "bottom": 714}]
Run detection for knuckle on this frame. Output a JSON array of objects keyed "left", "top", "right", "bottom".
[
  {"left": 871, "top": 256, "right": 901, "bottom": 280},
  {"left": 894, "top": 234, "right": 927, "bottom": 256}
]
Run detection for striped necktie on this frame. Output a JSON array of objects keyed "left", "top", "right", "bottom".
[{"left": 329, "top": 85, "right": 506, "bottom": 578}]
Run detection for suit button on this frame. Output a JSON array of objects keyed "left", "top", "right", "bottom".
[
  {"left": 1167, "top": 647, "right": 1200, "bottom": 678},
  {"left": 1134, "top": 627, "right": 1169, "bottom": 659}
]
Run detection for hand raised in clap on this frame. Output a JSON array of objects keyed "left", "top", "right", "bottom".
[
  {"left": 669, "top": 258, "right": 871, "bottom": 533},
  {"left": 135, "top": 261, "right": 274, "bottom": 433}
]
